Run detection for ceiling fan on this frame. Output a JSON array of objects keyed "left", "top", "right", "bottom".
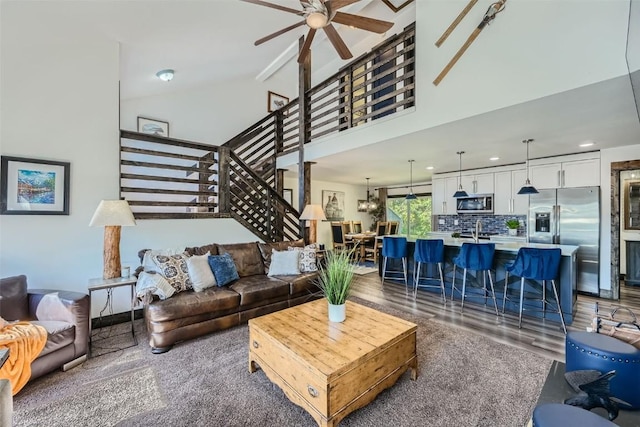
[{"left": 241, "top": 0, "right": 394, "bottom": 63}]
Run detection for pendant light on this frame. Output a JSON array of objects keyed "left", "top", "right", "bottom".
[
  {"left": 406, "top": 160, "right": 417, "bottom": 200},
  {"left": 358, "top": 178, "right": 378, "bottom": 210},
  {"left": 517, "top": 138, "right": 539, "bottom": 195},
  {"left": 453, "top": 151, "right": 468, "bottom": 198}
]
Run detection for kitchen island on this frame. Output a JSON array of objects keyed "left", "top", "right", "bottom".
[{"left": 377, "top": 235, "right": 579, "bottom": 324}]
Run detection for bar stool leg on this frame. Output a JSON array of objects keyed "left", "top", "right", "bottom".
[
  {"left": 483, "top": 272, "right": 488, "bottom": 305},
  {"left": 487, "top": 271, "right": 499, "bottom": 315},
  {"left": 413, "top": 261, "right": 420, "bottom": 298},
  {"left": 550, "top": 279, "right": 567, "bottom": 334},
  {"left": 381, "top": 257, "right": 387, "bottom": 286},
  {"left": 451, "top": 265, "right": 457, "bottom": 302},
  {"left": 438, "top": 263, "right": 446, "bottom": 303},
  {"left": 503, "top": 271, "right": 510, "bottom": 313},
  {"left": 518, "top": 277, "right": 525, "bottom": 329},
  {"left": 542, "top": 280, "right": 547, "bottom": 318},
  {"left": 460, "top": 268, "right": 468, "bottom": 312},
  {"left": 402, "top": 257, "right": 408, "bottom": 287}
]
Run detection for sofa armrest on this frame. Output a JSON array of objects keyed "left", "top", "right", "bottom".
[{"left": 28, "top": 289, "right": 90, "bottom": 358}]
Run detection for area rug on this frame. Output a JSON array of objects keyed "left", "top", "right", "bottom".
[
  {"left": 13, "top": 299, "right": 552, "bottom": 427},
  {"left": 352, "top": 265, "right": 378, "bottom": 275}
]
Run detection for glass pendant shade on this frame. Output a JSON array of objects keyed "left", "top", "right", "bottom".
[
  {"left": 405, "top": 193, "right": 417, "bottom": 200},
  {"left": 518, "top": 139, "right": 539, "bottom": 195},
  {"left": 362, "top": 178, "right": 377, "bottom": 209},
  {"left": 453, "top": 151, "right": 468, "bottom": 198}
]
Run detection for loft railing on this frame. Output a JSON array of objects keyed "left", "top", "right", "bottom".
[
  {"left": 224, "top": 22, "right": 415, "bottom": 176},
  {"left": 119, "top": 130, "right": 300, "bottom": 241}
]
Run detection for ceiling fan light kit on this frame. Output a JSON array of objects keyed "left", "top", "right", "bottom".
[{"left": 242, "top": 0, "right": 393, "bottom": 64}]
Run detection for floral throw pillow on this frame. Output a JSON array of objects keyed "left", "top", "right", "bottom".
[
  {"left": 288, "top": 244, "right": 318, "bottom": 273},
  {"left": 152, "top": 253, "right": 193, "bottom": 293}
]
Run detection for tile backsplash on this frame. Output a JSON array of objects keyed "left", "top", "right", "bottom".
[{"left": 434, "top": 214, "right": 527, "bottom": 236}]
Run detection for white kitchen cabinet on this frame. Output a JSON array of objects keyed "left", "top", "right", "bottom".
[
  {"left": 461, "top": 172, "right": 494, "bottom": 194},
  {"left": 494, "top": 169, "right": 528, "bottom": 215},
  {"left": 432, "top": 176, "right": 459, "bottom": 215},
  {"left": 529, "top": 158, "right": 600, "bottom": 189}
]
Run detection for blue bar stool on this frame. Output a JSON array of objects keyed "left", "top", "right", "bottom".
[
  {"left": 503, "top": 247, "right": 567, "bottom": 333},
  {"left": 381, "top": 236, "right": 408, "bottom": 287},
  {"left": 451, "top": 242, "right": 498, "bottom": 314},
  {"left": 413, "top": 239, "right": 446, "bottom": 302}
]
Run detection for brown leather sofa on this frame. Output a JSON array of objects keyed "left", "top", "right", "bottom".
[
  {"left": 0, "top": 275, "right": 90, "bottom": 381},
  {"left": 142, "top": 240, "right": 321, "bottom": 353}
]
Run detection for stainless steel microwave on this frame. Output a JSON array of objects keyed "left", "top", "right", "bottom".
[{"left": 456, "top": 194, "right": 494, "bottom": 214}]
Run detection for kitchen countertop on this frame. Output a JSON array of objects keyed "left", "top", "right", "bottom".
[{"left": 379, "top": 233, "right": 579, "bottom": 256}]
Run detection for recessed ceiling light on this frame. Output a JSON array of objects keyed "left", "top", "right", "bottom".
[
  {"left": 156, "top": 69, "right": 174, "bottom": 82},
  {"left": 489, "top": 157, "right": 499, "bottom": 161},
  {"left": 426, "top": 166, "right": 434, "bottom": 170},
  {"left": 579, "top": 141, "right": 595, "bottom": 147}
]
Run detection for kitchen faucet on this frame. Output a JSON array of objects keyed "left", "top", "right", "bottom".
[{"left": 472, "top": 219, "right": 482, "bottom": 243}]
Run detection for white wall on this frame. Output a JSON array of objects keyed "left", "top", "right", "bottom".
[
  {"left": 283, "top": 177, "right": 371, "bottom": 248},
  {"left": 600, "top": 144, "right": 640, "bottom": 292}
]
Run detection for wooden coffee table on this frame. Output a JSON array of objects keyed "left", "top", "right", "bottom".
[{"left": 248, "top": 299, "right": 418, "bottom": 427}]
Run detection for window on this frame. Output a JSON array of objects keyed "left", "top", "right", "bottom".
[{"left": 386, "top": 195, "right": 432, "bottom": 238}]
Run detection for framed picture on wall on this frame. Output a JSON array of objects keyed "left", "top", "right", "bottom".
[
  {"left": 322, "top": 190, "right": 345, "bottom": 221},
  {"left": 137, "top": 116, "right": 169, "bottom": 136},
  {"left": 267, "top": 91, "right": 289, "bottom": 113},
  {"left": 1, "top": 155, "right": 70, "bottom": 215}
]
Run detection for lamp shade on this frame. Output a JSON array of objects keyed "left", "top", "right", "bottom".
[
  {"left": 517, "top": 181, "right": 539, "bottom": 195},
  {"left": 299, "top": 204, "right": 326, "bottom": 221},
  {"left": 405, "top": 193, "right": 417, "bottom": 200},
  {"left": 89, "top": 200, "right": 136, "bottom": 227}
]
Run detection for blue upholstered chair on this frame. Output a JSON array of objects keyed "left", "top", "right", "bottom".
[
  {"left": 413, "top": 239, "right": 446, "bottom": 302},
  {"left": 451, "top": 243, "right": 498, "bottom": 314},
  {"left": 532, "top": 403, "right": 618, "bottom": 426},
  {"left": 381, "top": 236, "right": 408, "bottom": 287},
  {"left": 503, "top": 247, "right": 566, "bottom": 333}
]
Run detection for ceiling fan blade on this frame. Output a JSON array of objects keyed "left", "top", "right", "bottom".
[
  {"left": 323, "top": 24, "right": 353, "bottom": 59},
  {"left": 255, "top": 20, "right": 307, "bottom": 46},
  {"left": 327, "top": 0, "right": 360, "bottom": 10},
  {"left": 332, "top": 11, "right": 393, "bottom": 33},
  {"left": 240, "top": 0, "right": 304, "bottom": 15},
  {"left": 297, "top": 28, "right": 317, "bottom": 63}
]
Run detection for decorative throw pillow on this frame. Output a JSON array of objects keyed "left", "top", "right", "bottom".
[
  {"left": 268, "top": 249, "right": 301, "bottom": 276},
  {"left": 142, "top": 248, "right": 182, "bottom": 274},
  {"left": 186, "top": 252, "right": 217, "bottom": 292},
  {"left": 152, "top": 253, "right": 193, "bottom": 293},
  {"left": 135, "top": 271, "right": 176, "bottom": 302},
  {"left": 208, "top": 253, "right": 240, "bottom": 287},
  {"left": 288, "top": 244, "right": 318, "bottom": 273}
]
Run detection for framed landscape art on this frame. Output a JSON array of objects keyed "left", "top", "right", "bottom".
[
  {"left": 138, "top": 116, "right": 169, "bottom": 136},
  {"left": 267, "top": 91, "right": 289, "bottom": 113},
  {"left": 1, "top": 156, "right": 70, "bottom": 215}
]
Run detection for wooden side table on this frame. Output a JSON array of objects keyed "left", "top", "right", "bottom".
[{"left": 87, "top": 276, "right": 138, "bottom": 357}]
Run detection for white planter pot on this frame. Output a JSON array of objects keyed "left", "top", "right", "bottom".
[
  {"left": 328, "top": 303, "right": 346, "bottom": 322},
  {"left": 508, "top": 228, "right": 518, "bottom": 236}
]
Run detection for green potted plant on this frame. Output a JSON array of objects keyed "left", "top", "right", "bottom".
[
  {"left": 505, "top": 219, "right": 520, "bottom": 236},
  {"left": 316, "top": 248, "right": 357, "bottom": 322}
]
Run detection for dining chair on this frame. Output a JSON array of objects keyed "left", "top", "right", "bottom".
[
  {"left": 342, "top": 221, "right": 352, "bottom": 234},
  {"left": 413, "top": 239, "right": 446, "bottom": 302},
  {"left": 451, "top": 242, "right": 498, "bottom": 315},
  {"left": 364, "top": 221, "right": 388, "bottom": 264},
  {"left": 331, "top": 222, "right": 348, "bottom": 252},
  {"left": 351, "top": 221, "right": 362, "bottom": 234},
  {"left": 387, "top": 221, "right": 399, "bottom": 235},
  {"left": 381, "top": 236, "right": 408, "bottom": 287},
  {"left": 503, "top": 247, "right": 566, "bottom": 333}
]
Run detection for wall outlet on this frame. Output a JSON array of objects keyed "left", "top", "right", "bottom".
[
  {"left": 438, "top": 219, "right": 445, "bottom": 225},
  {"left": 454, "top": 220, "right": 459, "bottom": 226}
]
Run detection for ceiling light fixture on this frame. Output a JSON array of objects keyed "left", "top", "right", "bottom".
[
  {"left": 517, "top": 138, "right": 539, "bottom": 195},
  {"left": 358, "top": 178, "right": 378, "bottom": 211},
  {"left": 453, "top": 151, "right": 468, "bottom": 198},
  {"left": 306, "top": 11, "right": 328, "bottom": 29},
  {"left": 579, "top": 141, "right": 595, "bottom": 147},
  {"left": 426, "top": 166, "right": 434, "bottom": 170},
  {"left": 406, "top": 160, "right": 417, "bottom": 200},
  {"left": 490, "top": 157, "right": 500, "bottom": 161},
  {"left": 156, "top": 69, "right": 174, "bottom": 82}
]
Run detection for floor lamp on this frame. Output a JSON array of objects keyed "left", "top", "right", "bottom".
[
  {"left": 89, "top": 200, "right": 136, "bottom": 279},
  {"left": 299, "top": 204, "right": 326, "bottom": 244}
]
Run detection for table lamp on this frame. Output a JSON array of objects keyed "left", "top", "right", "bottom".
[
  {"left": 89, "top": 200, "right": 136, "bottom": 279},
  {"left": 299, "top": 204, "right": 326, "bottom": 244}
]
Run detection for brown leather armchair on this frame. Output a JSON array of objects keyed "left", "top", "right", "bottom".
[{"left": 0, "top": 275, "right": 90, "bottom": 381}]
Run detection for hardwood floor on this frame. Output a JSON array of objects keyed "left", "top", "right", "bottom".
[{"left": 351, "top": 273, "right": 640, "bottom": 362}]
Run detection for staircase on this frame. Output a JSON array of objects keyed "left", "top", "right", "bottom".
[{"left": 119, "top": 23, "right": 416, "bottom": 242}]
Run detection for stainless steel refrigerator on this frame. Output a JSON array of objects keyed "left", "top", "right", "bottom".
[{"left": 528, "top": 187, "right": 600, "bottom": 295}]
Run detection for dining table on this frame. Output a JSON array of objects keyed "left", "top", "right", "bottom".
[{"left": 345, "top": 232, "right": 377, "bottom": 261}]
